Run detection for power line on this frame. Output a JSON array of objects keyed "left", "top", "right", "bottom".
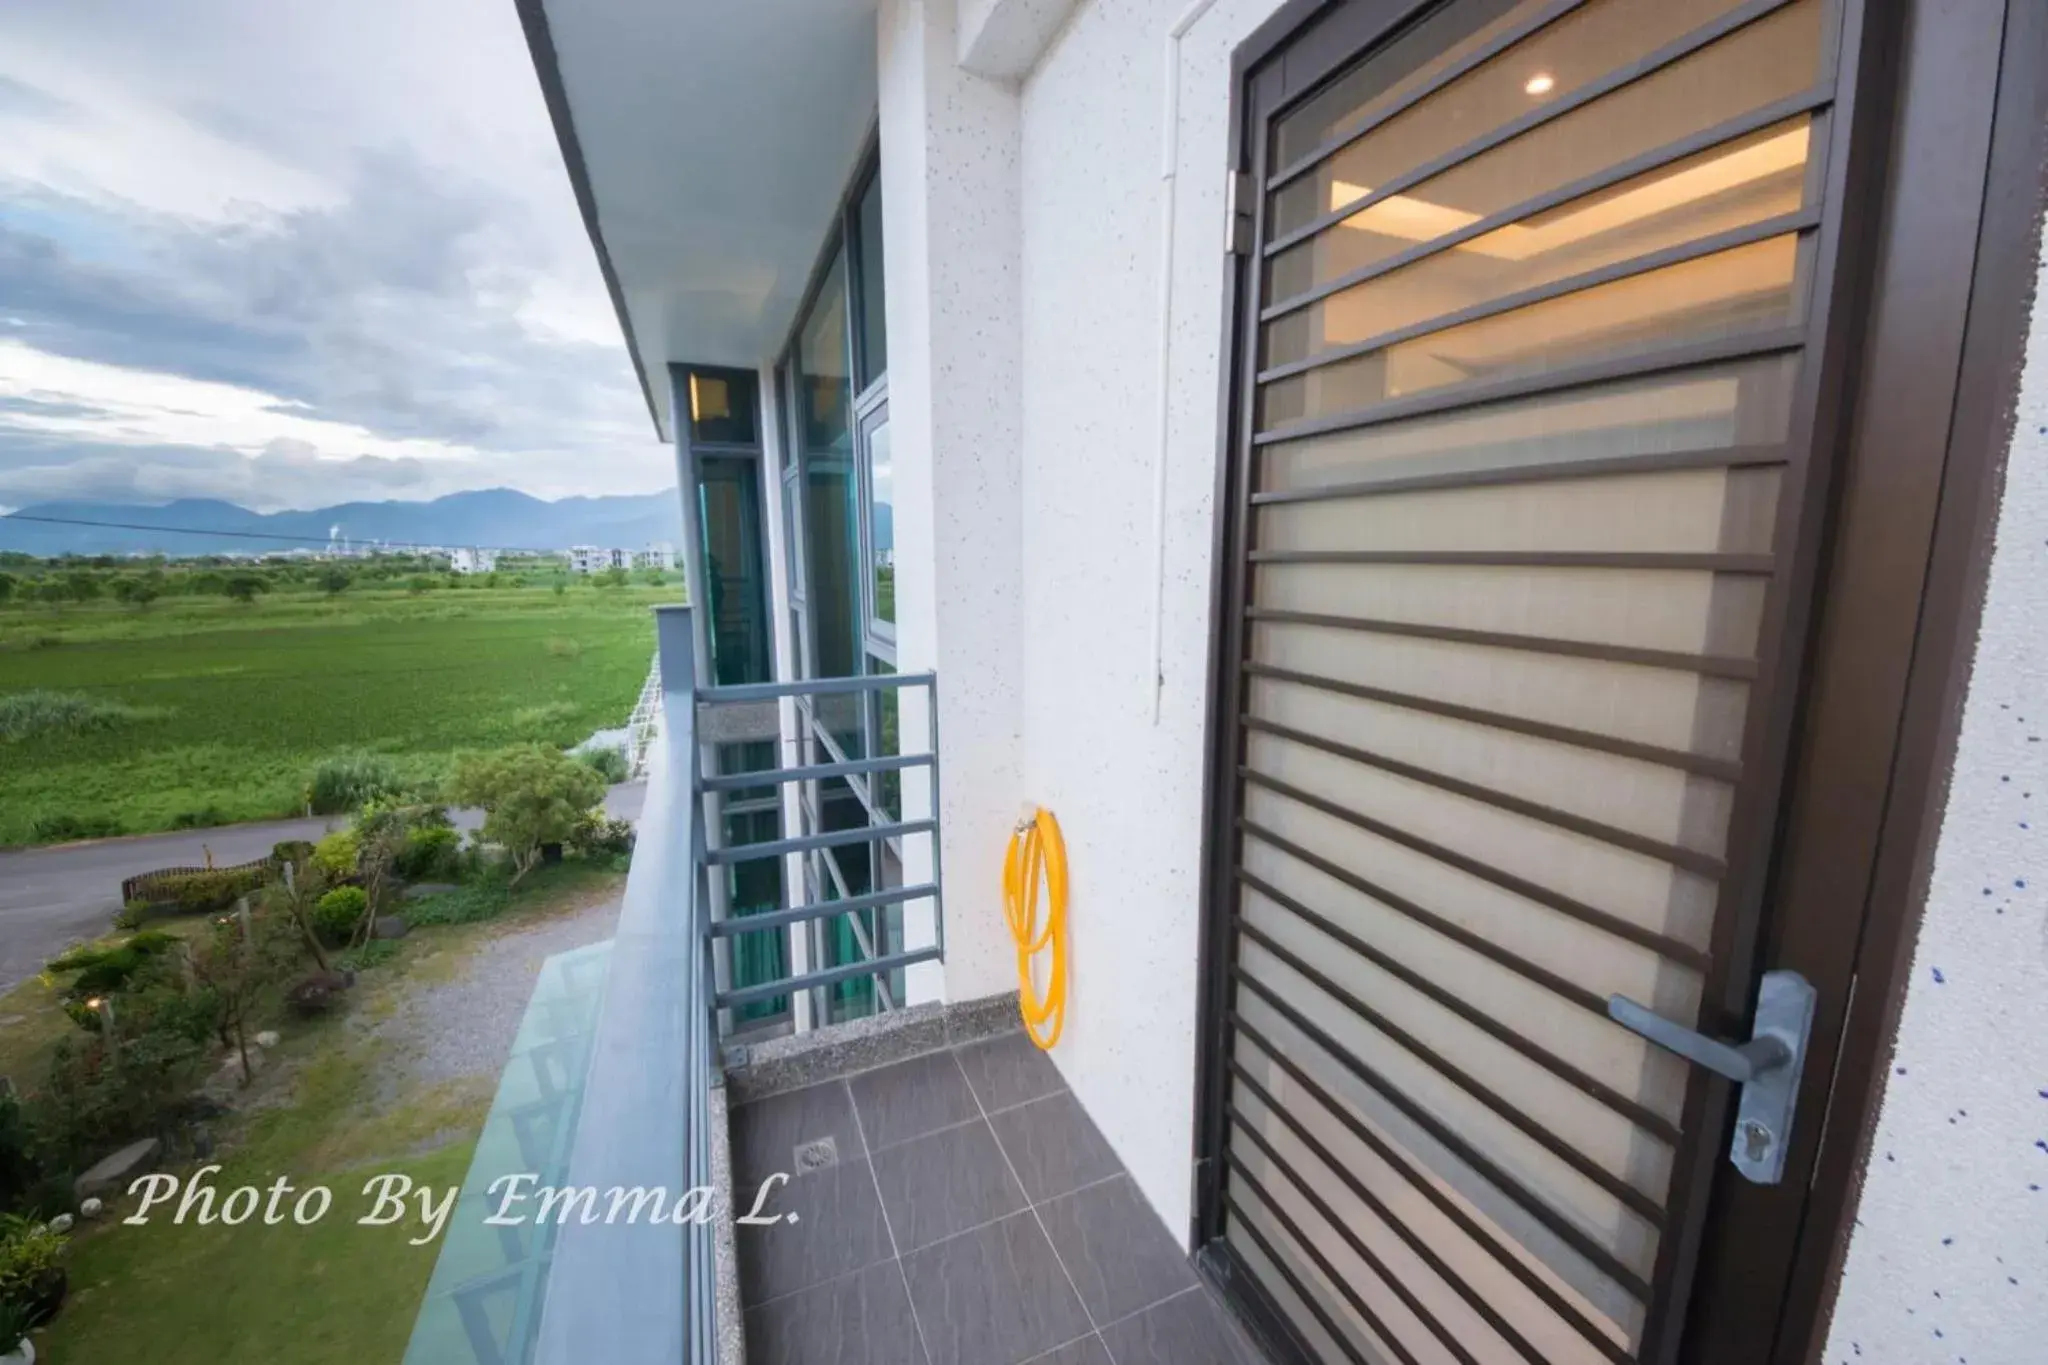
[{"left": 0, "top": 512, "right": 572, "bottom": 557}]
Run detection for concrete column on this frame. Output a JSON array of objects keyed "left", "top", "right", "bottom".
[{"left": 877, "top": 0, "right": 1026, "bottom": 1005}]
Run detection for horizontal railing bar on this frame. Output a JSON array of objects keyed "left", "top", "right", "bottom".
[
  {"left": 1237, "top": 866, "right": 1684, "bottom": 1144},
  {"left": 1247, "top": 547, "right": 1774, "bottom": 573},
  {"left": 1265, "top": 0, "right": 1591, "bottom": 195},
  {"left": 1239, "top": 766, "right": 1713, "bottom": 970},
  {"left": 1250, "top": 444, "right": 1788, "bottom": 507},
  {"left": 1225, "top": 1161, "right": 1431, "bottom": 1365},
  {"left": 1262, "top": 0, "right": 1804, "bottom": 250},
  {"left": 700, "top": 752, "right": 933, "bottom": 792},
  {"left": 1245, "top": 606, "right": 1757, "bottom": 684},
  {"left": 704, "top": 819, "right": 936, "bottom": 865},
  {"left": 1238, "top": 816, "right": 1611, "bottom": 1020},
  {"left": 1243, "top": 660, "right": 1746, "bottom": 780},
  {"left": 1227, "top": 1034, "right": 1636, "bottom": 1364},
  {"left": 1242, "top": 715, "right": 1728, "bottom": 880},
  {"left": 716, "top": 946, "right": 943, "bottom": 1010},
  {"left": 1230, "top": 977, "right": 1654, "bottom": 1303},
  {"left": 1222, "top": 1195, "right": 1377, "bottom": 1365},
  {"left": 708, "top": 883, "right": 940, "bottom": 938},
  {"left": 1258, "top": 208, "right": 1821, "bottom": 386},
  {"left": 1262, "top": 86, "right": 1834, "bottom": 321},
  {"left": 1235, "top": 917, "right": 1669, "bottom": 1226},
  {"left": 698, "top": 671, "right": 935, "bottom": 703},
  {"left": 1253, "top": 327, "right": 1807, "bottom": 448}
]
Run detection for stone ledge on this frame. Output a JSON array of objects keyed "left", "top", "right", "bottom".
[{"left": 722, "top": 991, "right": 1023, "bottom": 1104}]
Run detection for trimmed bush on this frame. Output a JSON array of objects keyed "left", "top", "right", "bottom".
[
  {"left": 305, "top": 751, "right": 405, "bottom": 815},
  {"left": 311, "top": 829, "right": 360, "bottom": 880},
  {"left": 153, "top": 865, "right": 268, "bottom": 915},
  {"left": 46, "top": 932, "right": 178, "bottom": 1000},
  {"left": 313, "top": 886, "right": 369, "bottom": 946},
  {"left": 270, "top": 839, "right": 316, "bottom": 867},
  {"left": 577, "top": 745, "right": 630, "bottom": 784},
  {"left": 396, "top": 824, "right": 460, "bottom": 880},
  {"left": 568, "top": 809, "right": 635, "bottom": 859}
]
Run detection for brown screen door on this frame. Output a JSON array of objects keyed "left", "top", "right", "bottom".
[{"left": 1194, "top": 0, "right": 1900, "bottom": 1361}]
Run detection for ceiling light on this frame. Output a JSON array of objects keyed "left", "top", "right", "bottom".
[{"left": 1524, "top": 73, "right": 1555, "bottom": 95}]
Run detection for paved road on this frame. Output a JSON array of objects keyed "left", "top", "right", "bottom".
[{"left": 0, "top": 782, "right": 646, "bottom": 994}]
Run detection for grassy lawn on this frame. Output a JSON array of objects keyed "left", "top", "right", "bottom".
[
  {"left": 19, "top": 862, "right": 625, "bottom": 1365},
  {"left": 0, "top": 583, "right": 670, "bottom": 846}
]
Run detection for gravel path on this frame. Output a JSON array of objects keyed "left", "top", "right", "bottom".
[{"left": 365, "top": 893, "right": 623, "bottom": 1097}]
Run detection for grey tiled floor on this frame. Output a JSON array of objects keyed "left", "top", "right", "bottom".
[{"left": 734, "top": 1030, "right": 1270, "bottom": 1365}]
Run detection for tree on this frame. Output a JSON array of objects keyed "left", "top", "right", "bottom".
[
  {"left": 185, "top": 908, "right": 298, "bottom": 1086},
  {"left": 407, "top": 575, "right": 434, "bottom": 595},
  {"left": 62, "top": 571, "right": 102, "bottom": 603},
  {"left": 447, "top": 745, "right": 606, "bottom": 886},
  {"left": 35, "top": 579, "right": 68, "bottom": 607},
  {"left": 110, "top": 576, "right": 160, "bottom": 609},
  {"left": 223, "top": 573, "right": 267, "bottom": 603},
  {"left": 599, "top": 566, "right": 629, "bottom": 589},
  {"left": 318, "top": 567, "right": 352, "bottom": 595},
  {"left": 0, "top": 571, "right": 14, "bottom": 605}
]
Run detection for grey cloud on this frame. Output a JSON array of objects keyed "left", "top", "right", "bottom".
[
  {"left": 0, "top": 147, "right": 645, "bottom": 463},
  {"left": 0, "top": 428, "right": 469, "bottom": 510}
]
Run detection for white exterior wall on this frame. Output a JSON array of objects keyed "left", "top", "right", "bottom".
[
  {"left": 1819, "top": 225, "right": 2048, "bottom": 1363},
  {"left": 876, "top": 0, "right": 1294, "bottom": 1243}
]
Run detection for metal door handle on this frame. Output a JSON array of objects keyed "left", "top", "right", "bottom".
[{"left": 1607, "top": 970, "right": 1817, "bottom": 1186}]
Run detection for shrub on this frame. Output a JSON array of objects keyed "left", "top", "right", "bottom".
[
  {"left": 512, "top": 700, "right": 580, "bottom": 732},
  {"left": 0, "top": 1094, "right": 36, "bottom": 1219},
  {"left": 270, "top": 839, "right": 316, "bottom": 868},
  {"left": 577, "top": 745, "right": 630, "bottom": 784},
  {"left": 46, "top": 931, "right": 178, "bottom": 1000},
  {"left": 313, "top": 886, "right": 369, "bottom": 945},
  {"left": 310, "top": 829, "right": 361, "bottom": 880},
  {"left": 305, "top": 752, "right": 405, "bottom": 815},
  {"left": 0, "top": 690, "right": 164, "bottom": 743},
  {"left": 568, "top": 809, "right": 635, "bottom": 860},
  {"left": 114, "top": 899, "right": 150, "bottom": 931},
  {"left": 396, "top": 824, "right": 460, "bottom": 880},
  {"left": 0, "top": 1213, "right": 63, "bottom": 1320},
  {"left": 35, "top": 1028, "right": 207, "bottom": 1168},
  {"left": 28, "top": 812, "right": 122, "bottom": 843},
  {"left": 447, "top": 745, "right": 607, "bottom": 885},
  {"left": 153, "top": 865, "right": 268, "bottom": 915}
]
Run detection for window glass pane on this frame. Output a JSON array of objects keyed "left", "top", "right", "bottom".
[
  {"left": 1264, "top": 116, "right": 1818, "bottom": 370},
  {"left": 856, "top": 173, "right": 888, "bottom": 387},
  {"left": 1268, "top": 0, "right": 1770, "bottom": 239},
  {"left": 1259, "top": 233, "right": 1805, "bottom": 429},
  {"left": 1265, "top": 1, "right": 1826, "bottom": 303},
  {"left": 868, "top": 415, "right": 894, "bottom": 628},
  {"left": 796, "top": 248, "right": 861, "bottom": 678},
  {"left": 687, "top": 369, "right": 758, "bottom": 445},
  {"left": 697, "top": 456, "right": 773, "bottom": 684},
  {"left": 800, "top": 251, "right": 852, "bottom": 449}
]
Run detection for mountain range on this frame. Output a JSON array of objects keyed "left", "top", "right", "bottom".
[{"left": 0, "top": 489, "right": 685, "bottom": 558}]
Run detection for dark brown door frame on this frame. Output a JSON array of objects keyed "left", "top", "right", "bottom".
[{"left": 1187, "top": 1, "right": 2048, "bottom": 1361}]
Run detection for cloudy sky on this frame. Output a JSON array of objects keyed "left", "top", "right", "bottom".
[{"left": 0, "top": 0, "right": 667, "bottom": 513}]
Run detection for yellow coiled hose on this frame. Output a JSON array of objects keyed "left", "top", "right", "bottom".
[{"left": 1003, "top": 807, "right": 1069, "bottom": 1051}]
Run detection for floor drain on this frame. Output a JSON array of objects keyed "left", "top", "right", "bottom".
[{"left": 793, "top": 1137, "right": 839, "bottom": 1172}]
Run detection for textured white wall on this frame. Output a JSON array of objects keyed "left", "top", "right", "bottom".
[
  {"left": 877, "top": 0, "right": 1029, "bottom": 1007},
  {"left": 1820, "top": 224, "right": 2048, "bottom": 1364},
  {"left": 1011, "top": 0, "right": 1286, "bottom": 1244}
]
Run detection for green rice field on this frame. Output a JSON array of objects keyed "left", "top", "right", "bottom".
[{"left": 0, "top": 582, "right": 670, "bottom": 846}]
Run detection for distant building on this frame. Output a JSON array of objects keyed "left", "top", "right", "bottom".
[
  {"left": 566, "top": 546, "right": 632, "bottom": 574},
  {"left": 449, "top": 548, "right": 497, "bottom": 575},
  {"left": 638, "top": 543, "right": 676, "bottom": 572}
]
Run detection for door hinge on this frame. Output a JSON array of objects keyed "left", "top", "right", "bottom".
[{"left": 1225, "top": 170, "right": 1253, "bottom": 256}]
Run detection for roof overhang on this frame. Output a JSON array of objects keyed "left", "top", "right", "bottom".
[{"left": 516, "top": 0, "right": 878, "bottom": 441}]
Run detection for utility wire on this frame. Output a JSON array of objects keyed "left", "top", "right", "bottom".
[{"left": 0, "top": 512, "right": 580, "bottom": 557}]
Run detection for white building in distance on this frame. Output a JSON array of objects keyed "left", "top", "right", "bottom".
[{"left": 449, "top": 548, "right": 497, "bottom": 575}]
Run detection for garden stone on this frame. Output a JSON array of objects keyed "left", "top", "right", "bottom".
[
  {"left": 78, "top": 1198, "right": 104, "bottom": 1219},
  {"left": 74, "top": 1136, "right": 161, "bottom": 1200},
  {"left": 190, "top": 1127, "right": 216, "bottom": 1159},
  {"left": 402, "top": 882, "right": 462, "bottom": 899},
  {"left": 254, "top": 1030, "right": 280, "bottom": 1048},
  {"left": 46, "top": 1215, "right": 72, "bottom": 1234},
  {"left": 372, "top": 914, "right": 409, "bottom": 940}
]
